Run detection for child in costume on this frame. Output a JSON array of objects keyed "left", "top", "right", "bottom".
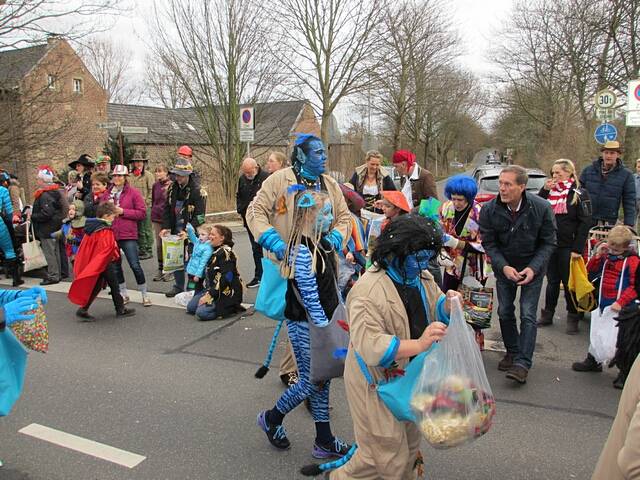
[
  {"left": 185, "top": 223, "right": 213, "bottom": 293},
  {"left": 186, "top": 225, "right": 243, "bottom": 320},
  {"left": 572, "top": 225, "right": 640, "bottom": 388},
  {"left": 51, "top": 200, "right": 86, "bottom": 264},
  {"left": 256, "top": 190, "right": 351, "bottom": 460},
  {"left": 68, "top": 202, "right": 136, "bottom": 321}
]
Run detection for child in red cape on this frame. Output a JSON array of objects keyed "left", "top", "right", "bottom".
[{"left": 68, "top": 202, "right": 136, "bottom": 321}]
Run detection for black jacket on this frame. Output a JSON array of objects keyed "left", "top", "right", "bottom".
[
  {"left": 479, "top": 191, "right": 557, "bottom": 275},
  {"left": 538, "top": 186, "right": 593, "bottom": 253},
  {"left": 205, "top": 244, "right": 243, "bottom": 316},
  {"left": 162, "top": 177, "right": 206, "bottom": 233},
  {"left": 579, "top": 158, "right": 636, "bottom": 225},
  {"left": 31, "top": 188, "right": 68, "bottom": 240},
  {"left": 236, "top": 168, "right": 269, "bottom": 217}
]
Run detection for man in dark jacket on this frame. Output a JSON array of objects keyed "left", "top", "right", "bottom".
[
  {"left": 160, "top": 158, "right": 206, "bottom": 297},
  {"left": 579, "top": 141, "right": 635, "bottom": 226},
  {"left": 236, "top": 157, "right": 269, "bottom": 288},
  {"left": 479, "top": 165, "right": 557, "bottom": 384}
]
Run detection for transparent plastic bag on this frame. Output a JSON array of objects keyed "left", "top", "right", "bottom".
[{"left": 411, "top": 297, "right": 496, "bottom": 449}]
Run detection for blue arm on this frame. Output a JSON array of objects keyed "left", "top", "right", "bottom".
[{"left": 258, "top": 227, "right": 286, "bottom": 260}]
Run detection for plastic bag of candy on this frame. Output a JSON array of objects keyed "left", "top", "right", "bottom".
[
  {"left": 10, "top": 298, "right": 48, "bottom": 353},
  {"left": 411, "top": 297, "right": 495, "bottom": 448}
]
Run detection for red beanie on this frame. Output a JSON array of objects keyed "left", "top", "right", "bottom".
[{"left": 392, "top": 150, "right": 416, "bottom": 168}]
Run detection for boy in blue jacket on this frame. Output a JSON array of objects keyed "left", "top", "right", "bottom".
[{"left": 185, "top": 223, "right": 213, "bottom": 292}]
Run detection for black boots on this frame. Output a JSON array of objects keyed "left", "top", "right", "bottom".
[
  {"left": 7, "top": 258, "right": 23, "bottom": 287},
  {"left": 566, "top": 313, "right": 582, "bottom": 335},
  {"left": 537, "top": 308, "right": 553, "bottom": 326},
  {"left": 572, "top": 353, "right": 602, "bottom": 372}
]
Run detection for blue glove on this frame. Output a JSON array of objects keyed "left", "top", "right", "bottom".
[
  {"left": 186, "top": 223, "right": 195, "bottom": 233},
  {"left": 257, "top": 228, "right": 286, "bottom": 261},
  {"left": 3, "top": 297, "right": 38, "bottom": 326},
  {"left": 325, "top": 229, "right": 343, "bottom": 251},
  {"left": 19, "top": 287, "right": 48, "bottom": 305}
]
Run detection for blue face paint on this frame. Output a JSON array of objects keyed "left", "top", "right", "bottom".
[
  {"left": 314, "top": 201, "right": 333, "bottom": 233},
  {"left": 297, "top": 139, "right": 327, "bottom": 180},
  {"left": 403, "top": 249, "right": 435, "bottom": 279}
]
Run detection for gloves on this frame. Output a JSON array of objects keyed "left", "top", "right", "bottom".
[
  {"left": 186, "top": 223, "right": 195, "bottom": 233},
  {"left": 3, "top": 296, "right": 38, "bottom": 326},
  {"left": 325, "top": 229, "right": 343, "bottom": 251},
  {"left": 257, "top": 228, "right": 286, "bottom": 261},
  {"left": 442, "top": 234, "right": 458, "bottom": 248},
  {"left": 19, "top": 287, "right": 48, "bottom": 305}
]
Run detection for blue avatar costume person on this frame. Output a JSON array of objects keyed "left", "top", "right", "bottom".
[{"left": 0, "top": 174, "right": 23, "bottom": 286}]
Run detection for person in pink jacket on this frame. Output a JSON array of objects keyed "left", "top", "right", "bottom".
[{"left": 108, "top": 165, "right": 151, "bottom": 307}]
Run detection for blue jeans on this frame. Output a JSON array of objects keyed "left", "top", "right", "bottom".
[
  {"left": 186, "top": 291, "right": 218, "bottom": 320},
  {"left": 116, "top": 239, "right": 146, "bottom": 285},
  {"left": 495, "top": 272, "right": 545, "bottom": 370}
]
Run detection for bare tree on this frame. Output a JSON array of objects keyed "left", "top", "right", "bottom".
[
  {"left": 143, "top": 55, "right": 191, "bottom": 109},
  {"left": 270, "top": 0, "right": 387, "bottom": 144},
  {"left": 78, "top": 36, "right": 140, "bottom": 104}
]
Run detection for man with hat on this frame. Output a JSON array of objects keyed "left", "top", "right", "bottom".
[
  {"left": 160, "top": 157, "right": 207, "bottom": 297},
  {"left": 68, "top": 154, "right": 95, "bottom": 201},
  {"left": 129, "top": 152, "right": 155, "bottom": 260},
  {"left": 580, "top": 140, "right": 636, "bottom": 226},
  {"left": 391, "top": 149, "right": 438, "bottom": 209},
  {"left": 94, "top": 155, "right": 112, "bottom": 174}
]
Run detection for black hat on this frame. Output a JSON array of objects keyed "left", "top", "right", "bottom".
[{"left": 68, "top": 154, "right": 95, "bottom": 169}]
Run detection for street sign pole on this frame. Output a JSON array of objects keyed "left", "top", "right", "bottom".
[{"left": 240, "top": 106, "right": 255, "bottom": 158}]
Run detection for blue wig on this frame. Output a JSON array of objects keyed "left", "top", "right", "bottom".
[{"left": 444, "top": 174, "right": 477, "bottom": 203}]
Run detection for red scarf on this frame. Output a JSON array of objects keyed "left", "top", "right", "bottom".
[
  {"left": 548, "top": 179, "right": 573, "bottom": 214},
  {"left": 34, "top": 184, "right": 59, "bottom": 200}
]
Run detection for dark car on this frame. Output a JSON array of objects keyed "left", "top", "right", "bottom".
[{"left": 475, "top": 166, "right": 547, "bottom": 204}]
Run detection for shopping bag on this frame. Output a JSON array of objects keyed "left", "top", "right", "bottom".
[
  {"left": 308, "top": 301, "right": 350, "bottom": 383},
  {"left": 0, "top": 329, "right": 28, "bottom": 416},
  {"left": 589, "top": 306, "right": 618, "bottom": 364},
  {"left": 22, "top": 221, "right": 47, "bottom": 272},
  {"left": 568, "top": 257, "right": 596, "bottom": 312},
  {"left": 337, "top": 255, "right": 356, "bottom": 292},
  {"left": 162, "top": 235, "right": 184, "bottom": 273},
  {"left": 255, "top": 258, "right": 287, "bottom": 320},
  {"left": 459, "top": 276, "right": 493, "bottom": 330},
  {"left": 174, "top": 290, "right": 195, "bottom": 307},
  {"left": 411, "top": 297, "right": 496, "bottom": 449},
  {"left": 10, "top": 301, "right": 48, "bottom": 353}
]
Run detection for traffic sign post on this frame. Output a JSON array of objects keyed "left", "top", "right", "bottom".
[
  {"left": 239, "top": 106, "right": 255, "bottom": 155},
  {"left": 595, "top": 108, "right": 616, "bottom": 122},
  {"left": 627, "top": 80, "right": 640, "bottom": 127},
  {"left": 595, "top": 89, "right": 617, "bottom": 109},
  {"left": 594, "top": 123, "right": 618, "bottom": 145}
]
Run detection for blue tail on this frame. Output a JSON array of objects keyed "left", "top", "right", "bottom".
[
  {"left": 254, "top": 318, "right": 285, "bottom": 378},
  {"left": 300, "top": 443, "right": 358, "bottom": 476}
]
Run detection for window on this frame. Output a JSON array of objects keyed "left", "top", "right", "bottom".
[
  {"left": 73, "top": 78, "right": 83, "bottom": 94},
  {"left": 47, "top": 74, "right": 57, "bottom": 90},
  {"left": 185, "top": 123, "right": 196, "bottom": 132},
  {"left": 171, "top": 121, "right": 180, "bottom": 130}
]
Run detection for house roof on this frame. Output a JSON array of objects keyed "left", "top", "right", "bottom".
[
  {"left": 0, "top": 44, "right": 49, "bottom": 89},
  {"left": 107, "top": 100, "right": 344, "bottom": 146}
]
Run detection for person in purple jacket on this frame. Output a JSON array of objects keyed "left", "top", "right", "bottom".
[
  {"left": 109, "top": 165, "right": 151, "bottom": 307},
  {"left": 151, "top": 165, "right": 172, "bottom": 282}
]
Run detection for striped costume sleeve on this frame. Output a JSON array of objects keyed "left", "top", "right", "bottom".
[{"left": 292, "top": 244, "right": 329, "bottom": 326}]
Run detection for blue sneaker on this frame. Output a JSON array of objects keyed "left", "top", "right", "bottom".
[
  {"left": 257, "top": 411, "right": 290, "bottom": 450},
  {"left": 312, "top": 437, "right": 351, "bottom": 459}
]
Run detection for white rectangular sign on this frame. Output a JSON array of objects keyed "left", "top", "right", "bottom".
[
  {"left": 239, "top": 129, "right": 255, "bottom": 142},
  {"left": 627, "top": 80, "right": 640, "bottom": 127},
  {"left": 120, "top": 126, "right": 148, "bottom": 134}
]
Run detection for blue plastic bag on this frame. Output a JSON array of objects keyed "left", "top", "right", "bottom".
[
  {"left": 0, "top": 329, "right": 28, "bottom": 416},
  {"left": 255, "top": 258, "right": 287, "bottom": 320}
]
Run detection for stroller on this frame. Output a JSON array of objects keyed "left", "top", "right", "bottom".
[{"left": 587, "top": 225, "right": 640, "bottom": 259}]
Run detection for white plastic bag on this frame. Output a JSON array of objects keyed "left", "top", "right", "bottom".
[
  {"left": 589, "top": 306, "right": 618, "bottom": 364},
  {"left": 337, "top": 255, "right": 356, "bottom": 292},
  {"left": 174, "top": 290, "right": 195, "bottom": 307},
  {"left": 411, "top": 297, "right": 496, "bottom": 449},
  {"left": 162, "top": 235, "right": 184, "bottom": 273}
]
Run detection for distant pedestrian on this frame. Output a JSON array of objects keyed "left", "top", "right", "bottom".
[
  {"left": 65, "top": 170, "right": 79, "bottom": 203},
  {"left": 151, "top": 164, "right": 172, "bottom": 281},
  {"left": 537, "top": 159, "right": 592, "bottom": 334},
  {"left": 94, "top": 154, "right": 111, "bottom": 174},
  {"left": 128, "top": 152, "right": 155, "bottom": 260},
  {"left": 68, "top": 154, "right": 95, "bottom": 201},
  {"left": 51, "top": 199, "right": 86, "bottom": 265},
  {"left": 184, "top": 223, "right": 213, "bottom": 293},
  {"left": 580, "top": 140, "right": 635, "bottom": 227},
  {"left": 479, "top": 165, "right": 556, "bottom": 384},
  {"left": 236, "top": 157, "right": 269, "bottom": 288},
  {"left": 391, "top": 149, "right": 437, "bottom": 208},
  {"left": 265, "top": 151, "right": 287, "bottom": 174},
  {"left": 349, "top": 150, "right": 396, "bottom": 213}
]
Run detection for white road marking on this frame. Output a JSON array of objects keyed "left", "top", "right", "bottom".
[{"left": 19, "top": 423, "right": 146, "bottom": 468}]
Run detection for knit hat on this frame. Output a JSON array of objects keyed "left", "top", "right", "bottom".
[
  {"left": 381, "top": 190, "right": 411, "bottom": 212},
  {"left": 71, "top": 199, "right": 86, "bottom": 228},
  {"left": 339, "top": 183, "right": 365, "bottom": 216},
  {"left": 37, "top": 165, "right": 55, "bottom": 184},
  {"left": 171, "top": 157, "right": 194, "bottom": 176},
  {"left": 392, "top": 150, "right": 416, "bottom": 168}
]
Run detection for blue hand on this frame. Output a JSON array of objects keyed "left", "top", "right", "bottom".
[
  {"left": 258, "top": 228, "right": 286, "bottom": 260},
  {"left": 3, "top": 297, "right": 37, "bottom": 326},
  {"left": 20, "top": 287, "right": 48, "bottom": 305}
]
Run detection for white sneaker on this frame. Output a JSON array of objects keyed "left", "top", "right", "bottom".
[
  {"left": 142, "top": 295, "right": 152, "bottom": 307},
  {"left": 123, "top": 296, "right": 130, "bottom": 305}
]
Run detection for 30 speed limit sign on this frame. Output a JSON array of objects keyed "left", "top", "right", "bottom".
[{"left": 595, "top": 89, "right": 617, "bottom": 108}]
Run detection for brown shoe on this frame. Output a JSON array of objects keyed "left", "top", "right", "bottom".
[
  {"left": 498, "top": 353, "right": 515, "bottom": 371},
  {"left": 506, "top": 365, "right": 528, "bottom": 384},
  {"left": 566, "top": 312, "right": 581, "bottom": 335},
  {"left": 536, "top": 308, "right": 553, "bottom": 326}
]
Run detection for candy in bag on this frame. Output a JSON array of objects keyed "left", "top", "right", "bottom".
[{"left": 411, "top": 297, "right": 495, "bottom": 448}]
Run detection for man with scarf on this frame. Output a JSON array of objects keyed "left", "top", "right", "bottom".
[
  {"left": 30, "top": 166, "right": 68, "bottom": 285},
  {"left": 580, "top": 140, "right": 635, "bottom": 226}
]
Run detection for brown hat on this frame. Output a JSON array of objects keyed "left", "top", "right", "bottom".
[{"left": 601, "top": 140, "right": 623, "bottom": 152}]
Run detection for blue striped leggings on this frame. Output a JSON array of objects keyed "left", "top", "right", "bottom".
[{"left": 275, "top": 320, "right": 330, "bottom": 422}]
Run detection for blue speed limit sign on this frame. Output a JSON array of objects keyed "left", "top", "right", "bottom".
[{"left": 594, "top": 123, "right": 617, "bottom": 145}]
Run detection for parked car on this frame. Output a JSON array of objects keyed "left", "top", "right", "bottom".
[
  {"left": 475, "top": 166, "right": 547, "bottom": 204},
  {"left": 485, "top": 153, "right": 501, "bottom": 166}
]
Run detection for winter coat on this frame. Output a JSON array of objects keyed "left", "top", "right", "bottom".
[
  {"left": 162, "top": 177, "right": 206, "bottom": 234},
  {"left": 0, "top": 186, "right": 12, "bottom": 219},
  {"left": 587, "top": 253, "right": 640, "bottom": 309},
  {"left": 109, "top": 183, "right": 146, "bottom": 241},
  {"left": 8, "top": 180, "right": 24, "bottom": 215},
  {"left": 31, "top": 187, "right": 68, "bottom": 240},
  {"left": 479, "top": 191, "right": 557, "bottom": 276},
  {"left": 185, "top": 227, "right": 214, "bottom": 277},
  {"left": 246, "top": 166, "right": 351, "bottom": 260},
  {"left": 330, "top": 267, "right": 444, "bottom": 479},
  {"left": 129, "top": 168, "right": 155, "bottom": 207},
  {"left": 83, "top": 189, "right": 111, "bottom": 219},
  {"left": 538, "top": 186, "right": 593, "bottom": 253},
  {"left": 151, "top": 179, "right": 170, "bottom": 223},
  {"left": 203, "top": 244, "right": 243, "bottom": 316},
  {"left": 75, "top": 171, "right": 92, "bottom": 201},
  {"left": 579, "top": 158, "right": 636, "bottom": 226},
  {"left": 400, "top": 165, "right": 438, "bottom": 207},
  {"left": 592, "top": 355, "right": 640, "bottom": 480},
  {"left": 236, "top": 167, "right": 269, "bottom": 217},
  {"left": 349, "top": 164, "right": 396, "bottom": 212}
]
